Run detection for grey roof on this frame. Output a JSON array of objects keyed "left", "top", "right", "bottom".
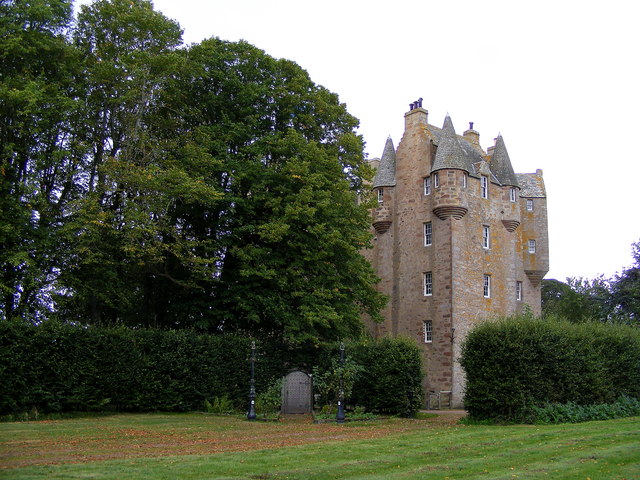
[
  {"left": 372, "top": 136, "right": 396, "bottom": 188},
  {"left": 489, "top": 134, "right": 519, "bottom": 187},
  {"left": 516, "top": 172, "right": 546, "bottom": 197},
  {"left": 431, "top": 115, "right": 477, "bottom": 174}
]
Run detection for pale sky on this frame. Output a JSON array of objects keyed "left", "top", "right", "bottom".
[{"left": 78, "top": 0, "right": 640, "bottom": 281}]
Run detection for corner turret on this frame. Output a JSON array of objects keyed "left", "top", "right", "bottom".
[
  {"left": 431, "top": 115, "right": 469, "bottom": 219},
  {"left": 371, "top": 137, "right": 396, "bottom": 234}
]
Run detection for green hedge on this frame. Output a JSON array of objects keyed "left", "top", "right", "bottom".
[
  {"left": 349, "top": 336, "right": 424, "bottom": 416},
  {"left": 1, "top": 322, "right": 424, "bottom": 417},
  {"left": 0, "top": 321, "right": 285, "bottom": 415},
  {"left": 460, "top": 317, "right": 640, "bottom": 421}
]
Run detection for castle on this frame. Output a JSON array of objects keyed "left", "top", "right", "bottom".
[{"left": 363, "top": 101, "right": 549, "bottom": 408}]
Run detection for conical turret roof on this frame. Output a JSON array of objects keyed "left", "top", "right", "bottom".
[
  {"left": 489, "top": 134, "right": 519, "bottom": 187},
  {"left": 372, "top": 136, "right": 396, "bottom": 188},
  {"left": 431, "top": 115, "right": 473, "bottom": 173}
]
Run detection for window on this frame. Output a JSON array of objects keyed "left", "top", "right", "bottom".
[
  {"left": 424, "top": 272, "right": 433, "bottom": 296},
  {"left": 423, "top": 321, "right": 433, "bottom": 343},
  {"left": 510, "top": 187, "right": 517, "bottom": 202},
  {"left": 526, "top": 199, "right": 534, "bottom": 211},
  {"left": 528, "top": 239, "right": 536, "bottom": 254},
  {"left": 481, "top": 175, "right": 488, "bottom": 198},
  {"left": 377, "top": 188, "right": 384, "bottom": 203},
  {"left": 434, "top": 173, "right": 440, "bottom": 188},
  {"left": 483, "top": 274, "right": 491, "bottom": 298},
  {"left": 424, "top": 176, "right": 431, "bottom": 195},
  {"left": 462, "top": 173, "right": 467, "bottom": 188},
  {"left": 482, "top": 225, "right": 490, "bottom": 249},
  {"left": 424, "top": 222, "right": 432, "bottom": 246},
  {"left": 516, "top": 281, "right": 523, "bottom": 301}
]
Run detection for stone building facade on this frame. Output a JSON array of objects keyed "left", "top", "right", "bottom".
[{"left": 362, "top": 103, "right": 549, "bottom": 408}]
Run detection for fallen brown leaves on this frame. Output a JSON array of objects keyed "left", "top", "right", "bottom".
[{"left": 0, "top": 411, "right": 465, "bottom": 469}]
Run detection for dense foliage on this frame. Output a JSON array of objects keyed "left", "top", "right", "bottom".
[
  {"left": 349, "top": 337, "right": 424, "bottom": 416},
  {"left": 0, "top": 319, "right": 286, "bottom": 414},
  {"left": 525, "top": 396, "right": 640, "bottom": 424},
  {"left": 0, "top": 321, "right": 423, "bottom": 417},
  {"left": 542, "top": 239, "right": 640, "bottom": 324},
  {"left": 460, "top": 316, "right": 640, "bottom": 421},
  {"left": 0, "top": 0, "right": 384, "bottom": 342}
]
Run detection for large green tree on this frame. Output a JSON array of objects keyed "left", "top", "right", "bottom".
[
  {"left": 53, "top": 0, "right": 188, "bottom": 325},
  {"left": 610, "top": 240, "right": 640, "bottom": 322},
  {"left": 542, "top": 239, "right": 640, "bottom": 324},
  {"left": 5, "top": 1, "right": 385, "bottom": 342},
  {"left": 143, "top": 38, "right": 384, "bottom": 341},
  {"left": 0, "top": 0, "right": 79, "bottom": 321}
]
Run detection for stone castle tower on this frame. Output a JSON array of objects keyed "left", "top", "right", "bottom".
[{"left": 362, "top": 102, "right": 549, "bottom": 408}]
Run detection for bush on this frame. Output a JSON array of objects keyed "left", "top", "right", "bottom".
[
  {"left": 349, "top": 336, "right": 424, "bottom": 417},
  {"left": 525, "top": 396, "right": 640, "bottom": 424},
  {"left": 460, "top": 316, "right": 640, "bottom": 421},
  {"left": 0, "top": 322, "right": 424, "bottom": 418},
  {"left": 0, "top": 320, "right": 284, "bottom": 415}
]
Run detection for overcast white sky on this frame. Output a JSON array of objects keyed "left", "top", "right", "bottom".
[{"left": 78, "top": 0, "right": 640, "bottom": 281}]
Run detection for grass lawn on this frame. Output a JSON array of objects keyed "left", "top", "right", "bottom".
[{"left": 1, "top": 412, "right": 638, "bottom": 479}]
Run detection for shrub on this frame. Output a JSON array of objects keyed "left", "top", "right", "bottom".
[
  {"left": 0, "top": 322, "right": 424, "bottom": 418},
  {"left": 460, "top": 316, "right": 640, "bottom": 421},
  {"left": 349, "top": 336, "right": 424, "bottom": 417},
  {"left": 254, "top": 378, "right": 283, "bottom": 416},
  {"left": 525, "top": 396, "right": 640, "bottom": 424},
  {"left": 312, "top": 355, "right": 363, "bottom": 408},
  {"left": 0, "top": 320, "right": 284, "bottom": 415}
]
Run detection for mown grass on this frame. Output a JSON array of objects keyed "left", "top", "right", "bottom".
[{"left": 1, "top": 413, "right": 638, "bottom": 479}]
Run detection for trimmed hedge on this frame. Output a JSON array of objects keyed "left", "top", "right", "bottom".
[
  {"left": 460, "top": 317, "right": 640, "bottom": 421},
  {"left": 0, "top": 321, "right": 424, "bottom": 417},
  {"left": 349, "top": 336, "right": 424, "bottom": 416},
  {"left": 0, "top": 320, "right": 284, "bottom": 414}
]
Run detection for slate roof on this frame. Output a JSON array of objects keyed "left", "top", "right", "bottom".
[
  {"left": 430, "top": 115, "right": 481, "bottom": 175},
  {"left": 489, "top": 134, "right": 519, "bottom": 187},
  {"left": 516, "top": 172, "right": 546, "bottom": 197},
  {"left": 372, "top": 136, "right": 396, "bottom": 188}
]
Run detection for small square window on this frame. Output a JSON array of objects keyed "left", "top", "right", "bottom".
[
  {"left": 377, "top": 188, "right": 384, "bottom": 203},
  {"left": 481, "top": 176, "right": 488, "bottom": 199},
  {"left": 424, "top": 222, "right": 432, "bottom": 246},
  {"left": 424, "top": 177, "right": 431, "bottom": 195},
  {"left": 423, "top": 321, "right": 433, "bottom": 343},
  {"left": 526, "top": 199, "right": 534, "bottom": 211},
  {"left": 482, "top": 225, "right": 490, "bottom": 249},
  {"left": 424, "top": 272, "right": 433, "bottom": 296},
  {"left": 510, "top": 187, "right": 516, "bottom": 202},
  {"left": 483, "top": 274, "right": 491, "bottom": 298},
  {"left": 528, "top": 239, "right": 536, "bottom": 254},
  {"left": 516, "top": 281, "right": 523, "bottom": 301}
]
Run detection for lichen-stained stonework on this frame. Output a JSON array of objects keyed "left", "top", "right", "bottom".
[{"left": 364, "top": 104, "right": 549, "bottom": 408}]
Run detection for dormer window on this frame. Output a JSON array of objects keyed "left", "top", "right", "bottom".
[
  {"left": 510, "top": 187, "right": 516, "bottom": 202},
  {"left": 377, "top": 188, "right": 384, "bottom": 203},
  {"left": 481, "top": 176, "right": 488, "bottom": 198}
]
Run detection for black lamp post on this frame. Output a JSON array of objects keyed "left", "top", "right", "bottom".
[
  {"left": 247, "top": 341, "right": 257, "bottom": 421},
  {"left": 336, "top": 342, "right": 346, "bottom": 424}
]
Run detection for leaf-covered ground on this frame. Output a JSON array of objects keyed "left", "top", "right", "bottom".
[{"left": 0, "top": 412, "right": 464, "bottom": 469}]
